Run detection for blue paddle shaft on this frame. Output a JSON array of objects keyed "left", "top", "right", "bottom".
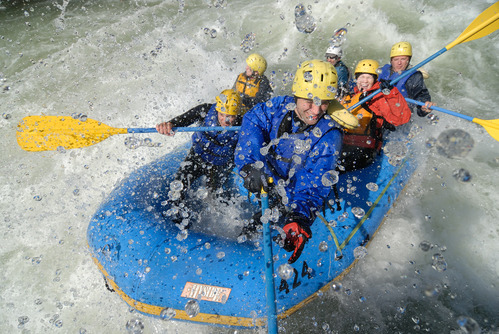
[
  {"left": 127, "top": 126, "right": 241, "bottom": 133},
  {"left": 261, "top": 192, "right": 278, "bottom": 334},
  {"left": 405, "top": 98, "right": 474, "bottom": 122}
]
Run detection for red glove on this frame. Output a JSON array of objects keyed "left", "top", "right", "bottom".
[{"left": 283, "top": 222, "right": 311, "bottom": 264}]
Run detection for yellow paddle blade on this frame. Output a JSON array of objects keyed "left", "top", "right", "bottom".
[
  {"left": 17, "top": 116, "right": 128, "bottom": 152},
  {"left": 473, "top": 118, "right": 499, "bottom": 142},
  {"left": 446, "top": 2, "right": 499, "bottom": 49}
]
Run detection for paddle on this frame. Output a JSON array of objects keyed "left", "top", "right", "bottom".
[
  {"left": 16, "top": 115, "right": 241, "bottom": 152},
  {"left": 348, "top": 2, "right": 499, "bottom": 112},
  {"left": 405, "top": 98, "right": 499, "bottom": 142},
  {"left": 261, "top": 179, "right": 278, "bottom": 334}
]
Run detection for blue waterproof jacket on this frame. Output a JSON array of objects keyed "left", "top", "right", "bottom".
[
  {"left": 235, "top": 96, "right": 343, "bottom": 226},
  {"left": 192, "top": 104, "right": 239, "bottom": 166}
]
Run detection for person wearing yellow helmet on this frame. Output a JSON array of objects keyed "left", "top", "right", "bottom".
[
  {"left": 379, "top": 41, "right": 435, "bottom": 117},
  {"left": 156, "top": 89, "right": 242, "bottom": 226},
  {"left": 235, "top": 59, "right": 347, "bottom": 264},
  {"left": 233, "top": 53, "right": 273, "bottom": 113},
  {"left": 337, "top": 59, "right": 411, "bottom": 171}
]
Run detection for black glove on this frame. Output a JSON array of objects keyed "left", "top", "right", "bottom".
[
  {"left": 240, "top": 164, "right": 268, "bottom": 194},
  {"left": 379, "top": 79, "right": 393, "bottom": 95}
]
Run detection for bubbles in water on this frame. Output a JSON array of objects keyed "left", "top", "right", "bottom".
[
  {"left": 452, "top": 168, "right": 472, "bottom": 182},
  {"left": 353, "top": 246, "right": 367, "bottom": 259},
  {"left": 321, "top": 170, "right": 339, "bottom": 187},
  {"left": 419, "top": 240, "right": 432, "bottom": 252},
  {"left": 185, "top": 300, "right": 200, "bottom": 317},
  {"left": 240, "top": 32, "right": 256, "bottom": 52},
  {"left": 436, "top": 129, "right": 474, "bottom": 158},
  {"left": 125, "top": 318, "right": 144, "bottom": 333},
  {"left": 319, "top": 241, "right": 328, "bottom": 252},
  {"left": 366, "top": 182, "right": 378, "bottom": 192},
  {"left": 294, "top": 4, "right": 316, "bottom": 34},
  {"left": 351, "top": 207, "right": 365, "bottom": 219},
  {"left": 278, "top": 263, "right": 294, "bottom": 280},
  {"left": 431, "top": 253, "right": 447, "bottom": 272}
]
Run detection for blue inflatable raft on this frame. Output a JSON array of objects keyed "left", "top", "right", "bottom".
[{"left": 87, "top": 139, "right": 416, "bottom": 328}]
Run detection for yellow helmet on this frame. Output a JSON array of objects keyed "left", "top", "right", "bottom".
[
  {"left": 390, "top": 41, "right": 412, "bottom": 58},
  {"left": 354, "top": 59, "right": 380, "bottom": 77},
  {"left": 216, "top": 89, "right": 242, "bottom": 116},
  {"left": 292, "top": 59, "right": 338, "bottom": 101},
  {"left": 246, "top": 53, "right": 267, "bottom": 74}
]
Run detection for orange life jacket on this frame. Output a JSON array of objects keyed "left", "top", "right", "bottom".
[{"left": 235, "top": 73, "right": 262, "bottom": 101}]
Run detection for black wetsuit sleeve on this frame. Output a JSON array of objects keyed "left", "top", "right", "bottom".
[
  {"left": 168, "top": 103, "right": 212, "bottom": 127},
  {"left": 405, "top": 72, "right": 432, "bottom": 117}
]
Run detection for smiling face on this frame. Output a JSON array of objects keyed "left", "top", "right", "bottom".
[
  {"left": 294, "top": 98, "right": 330, "bottom": 125},
  {"left": 356, "top": 73, "right": 376, "bottom": 92},
  {"left": 391, "top": 55, "right": 410, "bottom": 72}
]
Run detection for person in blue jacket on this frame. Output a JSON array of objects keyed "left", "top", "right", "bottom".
[
  {"left": 379, "top": 41, "right": 435, "bottom": 117},
  {"left": 156, "top": 89, "right": 242, "bottom": 226},
  {"left": 325, "top": 45, "right": 351, "bottom": 98},
  {"left": 235, "top": 59, "right": 344, "bottom": 264}
]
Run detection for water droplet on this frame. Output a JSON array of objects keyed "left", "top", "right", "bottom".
[
  {"left": 277, "top": 263, "right": 294, "bottom": 280},
  {"left": 353, "top": 246, "right": 367, "bottom": 259},
  {"left": 125, "top": 318, "right": 144, "bottom": 333},
  {"left": 366, "top": 182, "right": 378, "bottom": 192},
  {"left": 321, "top": 170, "right": 339, "bottom": 187},
  {"left": 431, "top": 253, "right": 447, "bottom": 272},
  {"left": 436, "top": 129, "right": 474, "bottom": 158},
  {"left": 33, "top": 195, "right": 42, "bottom": 201},
  {"left": 216, "top": 252, "right": 225, "bottom": 259},
  {"left": 456, "top": 316, "right": 481, "bottom": 334},
  {"left": 331, "top": 282, "right": 342, "bottom": 292},
  {"left": 419, "top": 240, "right": 432, "bottom": 251},
  {"left": 294, "top": 3, "right": 316, "bottom": 33},
  {"left": 319, "top": 241, "right": 328, "bottom": 252},
  {"left": 452, "top": 168, "right": 472, "bottom": 182},
  {"left": 160, "top": 307, "right": 176, "bottom": 321},
  {"left": 185, "top": 300, "right": 200, "bottom": 317},
  {"left": 240, "top": 32, "right": 256, "bottom": 52},
  {"left": 351, "top": 207, "right": 365, "bottom": 219}
]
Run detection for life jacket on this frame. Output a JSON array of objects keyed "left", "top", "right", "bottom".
[
  {"left": 266, "top": 109, "right": 341, "bottom": 180},
  {"left": 379, "top": 64, "right": 412, "bottom": 98},
  {"left": 339, "top": 90, "right": 385, "bottom": 152},
  {"left": 235, "top": 73, "right": 262, "bottom": 106},
  {"left": 192, "top": 104, "right": 239, "bottom": 166}
]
